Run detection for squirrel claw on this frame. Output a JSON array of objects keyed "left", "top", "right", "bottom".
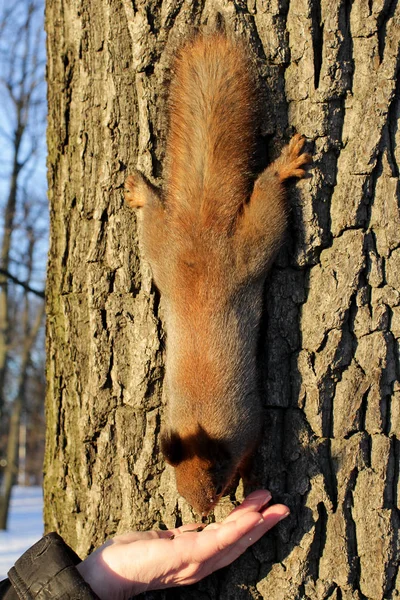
[{"left": 276, "top": 134, "right": 312, "bottom": 182}]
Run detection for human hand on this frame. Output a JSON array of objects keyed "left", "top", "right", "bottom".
[{"left": 77, "top": 490, "right": 289, "bottom": 600}]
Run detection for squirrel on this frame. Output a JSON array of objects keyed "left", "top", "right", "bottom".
[{"left": 125, "top": 34, "right": 311, "bottom": 516}]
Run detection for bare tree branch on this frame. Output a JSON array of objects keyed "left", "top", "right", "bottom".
[{"left": 0, "top": 267, "right": 44, "bottom": 298}]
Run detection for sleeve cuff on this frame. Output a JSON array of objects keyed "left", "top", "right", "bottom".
[{"left": 8, "top": 532, "right": 100, "bottom": 599}]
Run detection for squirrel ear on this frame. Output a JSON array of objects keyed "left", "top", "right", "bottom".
[
  {"left": 196, "top": 425, "right": 231, "bottom": 462},
  {"left": 160, "top": 429, "right": 184, "bottom": 466}
]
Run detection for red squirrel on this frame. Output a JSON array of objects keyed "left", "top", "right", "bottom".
[{"left": 125, "top": 34, "right": 310, "bottom": 516}]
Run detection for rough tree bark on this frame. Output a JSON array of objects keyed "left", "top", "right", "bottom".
[{"left": 44, "top": 1, "right": 400, "bottom": 599}]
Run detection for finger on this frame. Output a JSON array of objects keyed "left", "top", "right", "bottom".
[
  {"left": 213, "top": 509, "right": 279, "bottom": 550},
  {"left": 175, "top": 510, "right": 263, "bottom": 565},
  {"left": 172, "top": 499, "right": 280, "bottom": 557},
  {"left": 203, "top": 490, "right": 272, "bottom": 532},
  {"left": 231, "top": 504, "right": 290, "bottom": 551},
  {"left": 259, "top": 503, "right": 289, "bottom": 522},
  {"left": 210, "top": 504, "right": 290, "bottom": 572},
  {"left": 222, "top": 489, "right": 272, "bottom": 523}
]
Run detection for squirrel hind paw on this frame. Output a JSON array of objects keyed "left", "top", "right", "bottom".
[
  {"left": 125, "top": 174, "right": 146, "bottom": 208},
  {"left": 277, "top": 134, "right": 312, "bottom": 182}
]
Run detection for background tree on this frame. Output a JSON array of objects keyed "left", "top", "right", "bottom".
[
  {"left": 0, "top": 0, "right": 47, "bottom": 529},
  {"left": 44, "top": 1, "right": 399, "bottom": 599},
  {"left": 0, "top": 223, "right": 45, "bottom": 528}
]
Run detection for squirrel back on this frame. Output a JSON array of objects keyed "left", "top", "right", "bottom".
[{"left": 125, "top": 34, "right": 311, "bottom": 516}]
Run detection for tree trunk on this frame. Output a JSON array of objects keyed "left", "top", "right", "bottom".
[
  {"left": 0, "top": 131, "right": 23, "bottom": 418},
  {"left": 44, "top": 1, "right": 400, "bottom": 599}
]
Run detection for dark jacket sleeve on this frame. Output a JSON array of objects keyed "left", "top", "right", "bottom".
[{"left": 0, "top": 533, "right": 100, "bottom": 599}]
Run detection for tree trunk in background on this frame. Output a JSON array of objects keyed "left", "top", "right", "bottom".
[
  {"left": 0, "top": 300, "right": 44, "bottom": 529},
  {"left": 44, "top": 1, "right": 400, "bottom": 598},
  {"left": 0, "top": 127, "right": 23, "bottom": 419},
  {"left": 0, "top": 230, "right": 45, "bottom": 529}
]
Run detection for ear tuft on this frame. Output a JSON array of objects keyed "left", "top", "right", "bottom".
[
  {"left": 196, "top": 425, "right": 231, "bottom": 462},
  {"left": 160, "top": 430, "right": 184, "bottom": 466}
]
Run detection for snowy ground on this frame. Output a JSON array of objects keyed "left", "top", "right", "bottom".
[{"left": 0, "top": 485, "right": 43, "bottom": 580}]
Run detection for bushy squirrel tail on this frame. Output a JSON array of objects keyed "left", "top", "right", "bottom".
[{"left": 165, "top": 34, "right": 259, "bottom": 231}]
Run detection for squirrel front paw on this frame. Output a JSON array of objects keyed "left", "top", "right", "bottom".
[
  {"left": 125, "top": 171, "right": 161, "bottom": 209},
  {"left": 125, "top": 173, "right": 146, "bottom": 208},
  {"left": 275, "top": 133, "right": 312, "bottom": 182}
]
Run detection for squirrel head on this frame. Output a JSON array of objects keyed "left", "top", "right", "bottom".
[{"left": 160, "top": 426, "right": 233, "bottom": 516}]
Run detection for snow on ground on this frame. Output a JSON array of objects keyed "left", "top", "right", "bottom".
[{"left": 0, "top": 485, "right": 43, "bottom": 580}]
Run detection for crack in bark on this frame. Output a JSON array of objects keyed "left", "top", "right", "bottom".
[
  {"left": 357, "top": 386, "right": 371, "bottom": 437},
  {"left": 61, "top": 51, "right": 73, "bottom": 152},
  {"left": 311, "top": 289, "right": 360, "bottom": 438},
  {"left": 324, "top": 439, "right": 338, "bottom": 512},
  {"left": 377, "top": 0, "right": 398, "bottom": 63},
  {"left": 385, "top": 560, "right": 400, "bottom": 599},
  {"left": 343, "top": 467, "right": 363, "bottom": 594},
  {"left": 386, "top": 69, "right": 400, "bottom": 179},
  {"left": 339, "top": 0, "right": 355, "bottom": 95},
  {"left": 308, "top": 502, "right": 329, "bottom": 582},
  {"left": 384, "top": 510, "right": 400, "bottom": 596},
  {"left": 103, "top": 344, "right": 113, "bottom": 390},
  {"left": 357, "top": 151, "right": 383, "bottom": 231},
  {"left": 310, "top": 0, "right": 323, "bottom": 90}
]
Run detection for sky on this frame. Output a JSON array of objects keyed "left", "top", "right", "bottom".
[
  {"left": 0, "top": 0, "right": 48, "bottom": 292},
  {"left": 0, "top": 0, "right": 48, "bottom": 428}
]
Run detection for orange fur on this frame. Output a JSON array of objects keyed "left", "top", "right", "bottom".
[{"left": 125, "top": 34, "right": 311, "bottom": 515}]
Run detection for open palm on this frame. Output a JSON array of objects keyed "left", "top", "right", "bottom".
[{"left": 78, "top": 490, "right": 289, "bottom": 599}]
